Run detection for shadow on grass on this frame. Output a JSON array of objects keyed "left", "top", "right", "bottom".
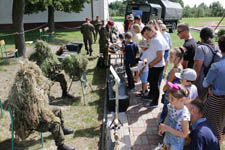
[
  {"left": 73, "top": 127, "right": 99, "bottom": 138},
  {"left": 0, "top": 134, "right": 52, "bottom": 150},
  {"left": 49, "top": 96, "right": 81, "bottom": 106}
]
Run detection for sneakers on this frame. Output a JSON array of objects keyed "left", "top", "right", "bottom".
[
  {"left": 62, "top": 126, "right": 74, "bottom": 135},
  {"left": 144, "top": 102, "right": 158, "bottom": 108},
  {"left": 57, "top": 144, "right": 75, "bottom": 150}
]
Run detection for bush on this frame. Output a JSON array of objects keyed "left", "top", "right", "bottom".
[{"left": 217, "top": 29, "right": 225, "bottom": 38}]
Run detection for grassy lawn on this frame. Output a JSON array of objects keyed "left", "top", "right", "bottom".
[{"left": 0, "top": 30, "right": 105, "bottom": 150}]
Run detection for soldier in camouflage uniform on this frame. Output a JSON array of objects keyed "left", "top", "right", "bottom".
[
  {"left": 37, "top": 107, "right": 75, "bottom": 150},
  {"left": 93, "top": 16, "right": 101, "bottom": 43},
  {"left": 99, "top": 20, "right": 114, "bottom": 67},
  {"left": 80, "top": 18, "right": 96, "bottom": 56}
]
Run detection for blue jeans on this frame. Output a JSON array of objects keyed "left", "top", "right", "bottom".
[{"left": 163, "top": 109, "right": 185, "bottom": 150}]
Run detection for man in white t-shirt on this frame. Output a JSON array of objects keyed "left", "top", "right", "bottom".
[{"left": 141, "top": 25, "right": 169, "bottom": 108}]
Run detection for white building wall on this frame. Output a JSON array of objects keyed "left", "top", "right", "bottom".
[{"left": 0, "top": 0, "right": 109, "bottom": 24}]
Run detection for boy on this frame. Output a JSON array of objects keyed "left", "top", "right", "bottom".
[
  {"left": 124, "top": 32, "right": 139, "bottom": 89},
  {"left": 175, "top": 68, "right": 198, "bottom": 106}
]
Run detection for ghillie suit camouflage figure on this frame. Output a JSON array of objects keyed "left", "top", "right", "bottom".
[
  {"left": 62, "top": 54, "right": 90, "bottom": 104},
  {"left": 8, "top": 60, "right": 75, "bottom": 150},
  {"left": 29, "top": 40, "right": 71, "bottom": 98}
]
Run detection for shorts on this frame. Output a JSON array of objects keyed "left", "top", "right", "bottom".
[
  {"left": 164, "top": 50, "right": 170, "bottom": 62},
  {"left": 163, "top": 135, "right": 184, "bottom": 150},
  {"left": 140, "top": 71, "right": 148, "bottom": 83}
]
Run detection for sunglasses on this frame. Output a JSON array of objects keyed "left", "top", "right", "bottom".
[{"left": 177, "top": 30, "right": 185, "bottom": 35}]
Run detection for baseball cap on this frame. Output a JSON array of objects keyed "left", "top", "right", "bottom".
[
  {"left": 134, "top": 15, "right": 141, "bottom": 20},
  {"left": 108, "top": 20, "right": 114, "bottom": 26},
  {"left": 175, "top": 68, "right": 197, "bottom": 81}
]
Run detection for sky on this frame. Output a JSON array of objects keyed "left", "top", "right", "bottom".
[{"left": 108, "top": 0, "right": 225, "bottom": 8}]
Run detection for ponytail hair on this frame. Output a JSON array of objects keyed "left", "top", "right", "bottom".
[{"left": 170, "top": 46, "right": 186, "bottom": 60}]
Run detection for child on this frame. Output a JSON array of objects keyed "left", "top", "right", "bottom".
[
  {"left": 159, "top": 47, "right": 185, "bottom": 123},
  {"left": 175, "top": 68, "right": 198, "bottom": 107},
  {"left": 124, "top": 32, "right": 139, "bottom": 89},
  {"left": 136, "top": 40, "right": 149, "bottom": 96},
  {"left": 159, "top": 82, "right": 190, "bottom": 150}
]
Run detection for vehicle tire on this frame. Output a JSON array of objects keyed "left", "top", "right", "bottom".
[{"left": 169, "top": 22, "right": 177, "bottom": 33}]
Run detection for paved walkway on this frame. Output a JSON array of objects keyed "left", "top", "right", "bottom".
[
  {"left": 126, "top": 86, "right": 164, "bottom": 150},
  {"left": 106, "top": 22, "right": 164, "bottom": 150}
]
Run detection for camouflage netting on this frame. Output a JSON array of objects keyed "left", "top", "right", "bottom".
[
  {"left": 29, "top": 40, "right": 60, "bottom": 78},
  {"left": 62, "top": 54, "right": 88, "bottom": 80},
  {"left": 8, "top": 60, "right": 60, "bottom": 140}
]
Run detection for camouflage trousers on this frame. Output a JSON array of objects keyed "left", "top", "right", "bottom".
[
  {"left": 100, "top": 46, "right": 109, "bottom": 67},
  {"left": 36, "top": 107, "right": 65, "bottom": 146},
  {"left": 51, "top": 73, "right": 68, "bottom": 96},
  {"left": 84, "top": 38, "right": 93, "bottom": 53}
]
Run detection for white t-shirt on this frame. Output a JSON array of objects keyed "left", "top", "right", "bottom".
[
  {"left": 133, "top": 33, "right": 142, "bottom": 46},
  {"left": 140, "top": 50, "right": 149, "bottom": 72},
  {"left": 185, "top": 84, "right": 198, "bottom": 101},
  {"left": 167, "top": 104, "right": 190, "bottom": 131},
  {"left": 143, "top": 32, "right": 168, "bottom": 67}
]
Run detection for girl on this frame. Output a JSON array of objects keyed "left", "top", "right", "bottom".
[
  {"left": 159, "top": 47, "right": 185, "bottom": 123},
  {"left": 159, "top": 82, "right": 190, "bottom": 150}
]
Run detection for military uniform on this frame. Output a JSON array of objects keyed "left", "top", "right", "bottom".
[
  {"left": 50, "top": 73, "right": 68, "bottom": 97},
  {"left": 93, "top": 19, "right": 102, "bottom": 41},
  {"left": 36, "top": 107, "right": 66, "bottom": 146},
  {"left": 80, "top": 22, "right": 96, "bottom": 55},
  {"left": 99, "top": 25, "right": 111, "bottom": 66}
]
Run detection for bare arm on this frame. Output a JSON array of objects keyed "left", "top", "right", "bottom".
[
  {"left": 193, "top": 60, "right": 203, "bottom": 79},
  {"left": 149, "top": 51, "right": 163, "bottom": 68},
  {"left": 162, "top": 68, "right": 177, "bottom": 92},
  {"left": 159, "top": 120, "right": 189, "bottom": 138}
]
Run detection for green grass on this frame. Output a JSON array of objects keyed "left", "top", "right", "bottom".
[
  {"left": 0, "top": 30, "right": 105, "bottom": 150},
  {"left": 111, "top": 16, "right": 225, "bottom": 27},
  {"left": 181, "top": 17, "right": 225, "bottom": 27}
]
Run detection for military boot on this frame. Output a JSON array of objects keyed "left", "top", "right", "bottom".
[
  {"left": 62, "top": 126, "right": 74, "bottom": 135},
  {"left": 57, "top": 144, "right": 75, "bottom": 150}
]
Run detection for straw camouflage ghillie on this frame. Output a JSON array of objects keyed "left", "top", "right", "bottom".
[
  {"left": 62, "top": 54, "right": 88, "bottom": 80},
  {"left": 29, "top": 40, "right": 60, "bottom": 78},
  {"left": 29, "top": 40, "right": 72, "bottom": 98},
  {"left": 8, "top": 60, "right": 60, "bottom": 140}
]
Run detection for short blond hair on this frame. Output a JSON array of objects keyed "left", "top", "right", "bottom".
[{"left": 133, "top": 24, "right": 141, "bottom": 33}]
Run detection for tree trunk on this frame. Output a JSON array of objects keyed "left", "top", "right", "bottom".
[
  {"left": 12, "top": 0, "right": 26, "bottom": 57},
  {"left": 48, "top": 6, "right": 55, "bottom": 33}
]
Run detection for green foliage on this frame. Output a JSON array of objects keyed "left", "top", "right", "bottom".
[
  {"left": 218, "top": 29, "right": 225, "bottom": 38},
  {"left": 62, "top": 54, "right": 88, "bottom": 80},
  {"left": 109, "top": 1, "right": 126, "bottom": 17},
  {"left": 183, "top": 1, "right": 224, "bottom": 17},
  {"left": 209, "top": 2, "right": 225, "bottom": 17},
  {"left": 25, "top": 0, "right": 89, "bottom": 14}
]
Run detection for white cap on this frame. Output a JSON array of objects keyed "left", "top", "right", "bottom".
[{"left": 175, "top": 68, "right": 197, "bottom": 81}]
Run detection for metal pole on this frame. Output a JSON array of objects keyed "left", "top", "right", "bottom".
[
  {"left": 215, "top": 14, "right": 225, "bottom": 31},
  {"left": 91, "top": 0, "right": 94, "bottom": 21}
]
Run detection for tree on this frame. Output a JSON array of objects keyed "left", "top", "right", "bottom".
[
  {"left": 209, "top": 2, "right": 224, "bottom": 17},
  {"left": 25, "top": 0, "right": 89, "bottom": 32},
  {"left": 12, "top": 0, "right": 26, "bottom": 57}
]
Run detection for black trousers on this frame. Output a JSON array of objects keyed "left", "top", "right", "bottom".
[
  {"left": 148, "top": 66, "right": 164, "bottom": 105},
  {"left": 125, "top": 63, "right": 135, "bottom": 89}
]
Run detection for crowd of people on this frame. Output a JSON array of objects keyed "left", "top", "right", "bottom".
[{"left": 80, "top": 14, "right": 225, "bottom": 149}]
